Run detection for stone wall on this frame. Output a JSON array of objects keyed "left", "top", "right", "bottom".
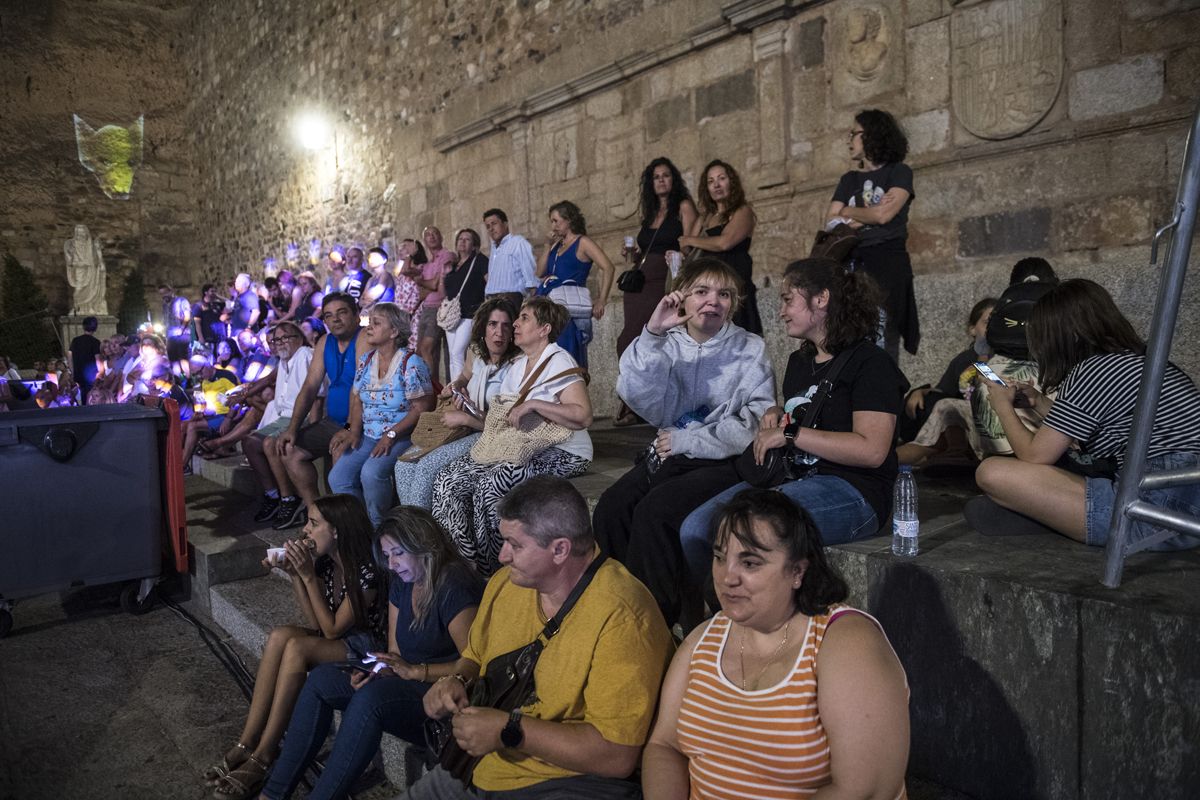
[
  {"left": 178, "top": 0, "right": 1200, "bottom": 413},
  {"left": 0, "top": 0, "right": 197, "bottom": 319}
]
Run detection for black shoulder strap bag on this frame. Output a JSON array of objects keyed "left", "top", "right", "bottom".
[
  {"left": 425, "top": 553, "right": 609, "bottom": 785},
  {"left": 735, "top": 342, "right": 864, "bottom": 488}
]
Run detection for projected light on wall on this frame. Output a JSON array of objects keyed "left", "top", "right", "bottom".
[{"left": 74, "top": 114, "right": 144, "bottom": 199}]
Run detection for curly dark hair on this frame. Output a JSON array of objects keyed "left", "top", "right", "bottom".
[
  {"left": 402, "top": 239, "right": 428, "bottom": 266},
  {"left": 468, "top": 297, "right": 521, "bottom": 364},
  {"left": 521, "top": 296, "right": 571, "bottom": 342},
  {"left": 549, "top": 200, "right": 587, "bottom": 235},
  {"left": 856, "top": 109, "right": 908, "bottom": 165},
  {"left": 714, "top": 489, "right": 849, "bottom": 617},
  {"left": 782, "top": 258, "right": 882, "bottom": 355},
  {"left": 697, "top": 159, "right": 749, "bottom": 219},
  {"left": 638, "top": 157, "right": 693, "bottom": 229},
  {"left": 1027, "top": 278, "right": 1145, "bottom": 393}
]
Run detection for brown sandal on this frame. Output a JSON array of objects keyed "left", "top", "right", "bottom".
[{"left": 213, "top": 752, "right": 270, "bottom": 800}]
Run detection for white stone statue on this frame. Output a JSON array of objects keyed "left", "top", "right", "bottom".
[{"left": 64, "top": 224, "right": 108, "bottom": 315}]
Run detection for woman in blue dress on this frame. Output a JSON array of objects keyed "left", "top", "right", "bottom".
[{"left": 535, "top": 200, "right": 616, "bottom": 368}]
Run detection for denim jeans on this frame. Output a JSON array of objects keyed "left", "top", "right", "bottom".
[
  {"left": 1085, "top": 451, "right": 1200, "bottom": 551},
  {"left": 262, "top": 663, "right": 429, "bottom": 800},
  {"left": 679, "top": 475, "right": 880, "bottom": 579},
  {"left": 328, "top": 436, "right": 410, "bottom": 525}
]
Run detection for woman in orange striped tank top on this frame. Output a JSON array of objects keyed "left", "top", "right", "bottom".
[{"left": 643, "top": 489, "right": 909, "bottom": 799}]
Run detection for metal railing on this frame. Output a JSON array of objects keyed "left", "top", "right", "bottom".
[{"left": 1103, "top": 99, "right": 1200, "bottom": 587}]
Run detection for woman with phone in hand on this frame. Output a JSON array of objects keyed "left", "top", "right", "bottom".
[
  {"left": 392, "top": 298, "right": 520, "bottom": 510},
  {"left": 972, "top": 279, "right": 1200, "bottom": 549},
  {"left": 680, "top": 258, "right": 906, "bottom": 592},
  {"left": 206, "top": 495, "right": 384, "bottom": 800},
  {"left": 594, "top": 257, "right": 775, "bottom": 628},
  {"left": 260, "top": 508, "right": 482, "bottom": 800}
]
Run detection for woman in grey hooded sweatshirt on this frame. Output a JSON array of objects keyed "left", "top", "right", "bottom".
[{"left": 594, "top": 257, "right": 775, "bottom": 627}]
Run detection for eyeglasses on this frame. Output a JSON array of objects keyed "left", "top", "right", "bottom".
[{"left": 848, "top": 129, "right": 864, "bottom": 141}]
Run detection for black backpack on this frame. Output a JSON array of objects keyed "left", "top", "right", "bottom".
[{"left": 985, "top": 279, "right": 1056, "bottom": 360}]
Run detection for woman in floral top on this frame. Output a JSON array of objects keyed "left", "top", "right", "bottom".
[{"left": 328, "top": 302, "right": 435, "bottom": 525}]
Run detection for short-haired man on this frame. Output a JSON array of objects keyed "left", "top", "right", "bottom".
[
  {"left": 274, "top": 292, "right": 369, "bottom": 529},
  {"left": 69, "top": 316, "right": 101, "bottom": 404},
  {"left": 482, "top": 208, "right": 537, "bottom": 311},
  {"left": 411, "top": 476, "right": 673, "bottom": 799},
  {"left": 341, "top": 247, "right": 368, "bottom": 303},
  {"left": 230, "top": 273, "right": 260, "bottom": 335}
]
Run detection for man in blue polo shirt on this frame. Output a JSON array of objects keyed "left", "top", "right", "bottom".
[{"left": 273, "top": 292, "right": 369, "bottom": 529}]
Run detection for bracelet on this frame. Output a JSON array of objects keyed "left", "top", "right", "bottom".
[{"left": 436, "top": 673, "right": 467, "bottom": 687}]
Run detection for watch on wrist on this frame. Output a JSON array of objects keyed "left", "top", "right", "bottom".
[
  {"left": 385, "top": 429, "right": 397, "bottom": 440},
  {"left": 500, "top": 708, "right": 524, "bottom": 748}
]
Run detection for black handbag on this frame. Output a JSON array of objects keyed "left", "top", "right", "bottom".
[
  {"left": 735, "top": 343, "right": 863, "bottom": 488},
  {"left": 424, "top": 554, "right": 608, "bottom": 785},
  {"left": 617, "top": 224, "right": 664, "bottom": 294}
]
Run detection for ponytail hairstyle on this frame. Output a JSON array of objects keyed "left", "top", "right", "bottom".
[
  {"left": 313, "top": 494, "right": 385, "bottom": 631},
  {"left": 781, "top": 258, "right": 882, "bottom": 355},
  {"left": 1026, "top": 278, "right": 1145, "bottom": 393}
]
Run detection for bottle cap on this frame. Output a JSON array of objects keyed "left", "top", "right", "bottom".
[{"left": 899, "top": 465, "right": 912, "bottom": 473}]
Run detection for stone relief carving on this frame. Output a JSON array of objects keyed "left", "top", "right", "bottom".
[
  {"left": 846, "top": 6, "right": 890, "bottom": 82},
  {"left": 64, "top": 224, "right": 108, "bottom": 316},
  {"left": 951, "top": 0, "right": 1064, "bottom": 140}
]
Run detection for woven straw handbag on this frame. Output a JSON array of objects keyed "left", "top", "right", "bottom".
[
  {"left": 396, "top": 396, "right": 473, "bottom": 463},
  {"left": 470, "top": 358, "right": 587, "bottom": 465}
]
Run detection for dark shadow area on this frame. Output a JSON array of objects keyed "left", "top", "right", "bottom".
[{"left": 870, "top": 563, "right": 1041, "bottom": 800}]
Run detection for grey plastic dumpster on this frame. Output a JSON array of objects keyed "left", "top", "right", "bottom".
[{"left": 0, "top": 404, "right": 165, "bottom": 609}]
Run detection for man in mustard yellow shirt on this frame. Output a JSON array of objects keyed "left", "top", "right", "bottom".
[{"left": 411, "top": 476, "right": 673, "bottom": 799}]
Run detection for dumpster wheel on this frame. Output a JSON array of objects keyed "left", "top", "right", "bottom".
[
  {"left": 120, "top": 582, "right": 157, "bottom": 616},
  {"left": 0, "top": 607, "right": 11, "bottom": 638}
]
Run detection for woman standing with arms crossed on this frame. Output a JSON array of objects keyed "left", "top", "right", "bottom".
[
  {"left": 616, "top": 157, "right": 698, "bottom": 425},
  {"left": 679, "top": 159, "right": 761, "bottom": 335},
  {"left": 827, "top": 108, "right": 917, "bottom": 361},
  {"left": 441, "top": 228, "right": 490, "bottom": 381}
]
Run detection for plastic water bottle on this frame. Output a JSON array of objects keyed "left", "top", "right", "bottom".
[{"left": 891, "top": 465, "right": 919, "bottom": 557}]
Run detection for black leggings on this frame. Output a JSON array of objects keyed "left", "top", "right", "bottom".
[{"left": 593, "top": 456, "right": 740, "bottom": 625}]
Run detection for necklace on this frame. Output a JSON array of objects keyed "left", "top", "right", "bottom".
[{"left": 739, "top": 618, "right": 792, "bottom": 691}]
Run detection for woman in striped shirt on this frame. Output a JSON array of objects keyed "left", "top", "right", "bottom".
[
  {"left": 974, "top": 279, "right": 1200, "bottom": 550},
  {"left": 643, "top": 489, "right": 909, "bottom": 800}
]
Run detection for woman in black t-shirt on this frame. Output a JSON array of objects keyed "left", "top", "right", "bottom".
[
  {"left": 828, "top": 109, "right": 917, "bottom": 361},
  {"left": 680, "top": 259, "right": 905, "bottom": 574}
]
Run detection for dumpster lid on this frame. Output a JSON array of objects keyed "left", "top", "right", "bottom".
[{"left": 0, "top": 403, "right": 165, "bottom": 426}]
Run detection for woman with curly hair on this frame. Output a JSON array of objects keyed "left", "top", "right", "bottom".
[
  {"left": 827, "top": 108, "right": 918, "bottom": 361},
  {"left": 392, "top": 298, "right": 520, "bottom": 509},
  {"left": 616, "top": 157, "right": 699, "bottom": 424},
  {"left": 679, "top": 159, "right": 762, "bottom": 334},
  {"left": 535, "top": 199, "right": 617, "bottom": 368},
  {"left": 680, "top": 258, "right": 907, "bottom": 586}
]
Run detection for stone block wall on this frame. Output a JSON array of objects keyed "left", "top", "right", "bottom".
[
  {"left": 173, "top": 0, "right": 1200, "bottom": 414},
  {"left": 0, "top": 0, "right": 198, "bottom": 319}
]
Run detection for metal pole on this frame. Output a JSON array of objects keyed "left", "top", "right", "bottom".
[{"left": 1102, "top": 100, "right": 1200, "bottom": 587}]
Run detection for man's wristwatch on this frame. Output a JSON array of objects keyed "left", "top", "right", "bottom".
[
  {"left": 385, "top": 429, "right": 397, "bottom": 440},
  {"left": 500, "top": 708, "right": 524, "bottom": 748}
]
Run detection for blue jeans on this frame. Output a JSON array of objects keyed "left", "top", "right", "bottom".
[
  {"left": 328, "top": 436, "right": 410, "bottom": 525},
  {"left": 262, "top": 663, "right": 429, "bottom": 800},
  {"left": 680, "top": 476, "right": 880, "bottom": 578},
  {"left": 1085, "top": 451, "right": 1200, "bottom": 551}
]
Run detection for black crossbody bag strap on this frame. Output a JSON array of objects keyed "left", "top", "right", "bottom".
[{"left": 791, "top": 341, "right": 864, "bottom": 434}]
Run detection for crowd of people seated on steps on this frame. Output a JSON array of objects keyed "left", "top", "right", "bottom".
[{"left": 6, "top": 110, "right": 1200, "bottom": 798}]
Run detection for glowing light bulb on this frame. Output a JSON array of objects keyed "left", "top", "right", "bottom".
[{"left": 294, "top": 112, "right": 332, "bottom": 150}]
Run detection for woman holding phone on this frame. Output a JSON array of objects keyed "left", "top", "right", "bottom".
[{"left": 971, "top": 279, "right": 1200, "bottom": 550}]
